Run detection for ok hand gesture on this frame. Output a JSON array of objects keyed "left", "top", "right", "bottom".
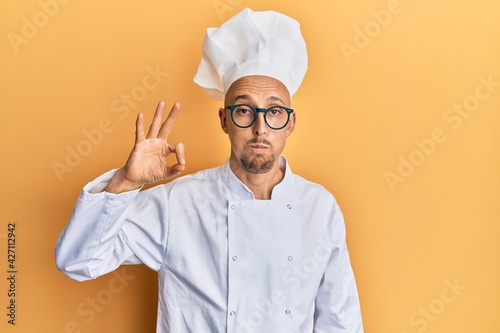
[{"left": 105, "top": 101, "right": 185, "bottom": 193}]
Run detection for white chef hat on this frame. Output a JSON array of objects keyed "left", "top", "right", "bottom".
[{"left": 193, "top": 8, "right": 308, "bottom": 101}]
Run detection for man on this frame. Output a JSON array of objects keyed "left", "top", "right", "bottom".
[{"left": 56, "top": 8, "right": 363, "bottom": 333}]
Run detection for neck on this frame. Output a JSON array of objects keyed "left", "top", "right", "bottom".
[{"left": 229, "top": 157, "right": 284, "bottom": 200}]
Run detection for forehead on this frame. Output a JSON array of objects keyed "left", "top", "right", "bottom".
[{"left": 225, "top": 76, "right": 291, "bottom": 106}]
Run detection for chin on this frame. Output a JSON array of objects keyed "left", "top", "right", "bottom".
[{"left": 240, "top": 155, "right": 275, "bottom": 174}]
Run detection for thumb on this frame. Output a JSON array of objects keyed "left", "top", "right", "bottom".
[{"left": 167, "top": 142, "right": 185, "bottom": 176}]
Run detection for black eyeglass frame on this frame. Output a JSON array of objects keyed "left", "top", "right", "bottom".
[{"left": 226, "top": 104, "right": 294, "bottom": 130}]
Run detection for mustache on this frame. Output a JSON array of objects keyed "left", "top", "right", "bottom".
[{"left": 247, "top": 138, "right": 272, "bottom": 146}]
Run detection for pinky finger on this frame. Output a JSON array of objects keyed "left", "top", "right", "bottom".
[{"left": 135, "top": 112, "right": 145, "bottom": 142}]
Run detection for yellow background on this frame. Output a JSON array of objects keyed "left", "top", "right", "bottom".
[{"left": 1, "top": 0, "right": 499, "bottom": 332}]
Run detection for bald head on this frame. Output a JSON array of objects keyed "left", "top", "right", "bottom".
[{"left": 224, "top": 75, "right": 291, "bottom": 108}]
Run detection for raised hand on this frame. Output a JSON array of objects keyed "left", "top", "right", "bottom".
[{"left": 105, "top": 101, "right": 185, "bottom": 193}]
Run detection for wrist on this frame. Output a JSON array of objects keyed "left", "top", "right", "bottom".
[{"left": 105, "top": 168, "right": 143, "bottom": 194}]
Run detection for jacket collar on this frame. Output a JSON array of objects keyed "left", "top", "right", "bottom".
[{"left": 221, "top": 156, "right": 292, "bottom": 200}]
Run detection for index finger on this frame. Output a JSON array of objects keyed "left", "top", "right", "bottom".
[{"left": 158, "top": 102, "right": 181, "bottom": 139}]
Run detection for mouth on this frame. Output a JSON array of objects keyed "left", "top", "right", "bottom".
[
  {"left": 249, "top": 145, "right": 269, "bottom": 153},
  {"left": 247, "top": 138, "right": 272, "bottom": 152},
  {"left": 248, "top": 144, "right": 269, "bottom": 151}
]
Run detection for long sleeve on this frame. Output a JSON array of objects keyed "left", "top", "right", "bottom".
[
  {"left": 313, "top": 207, "right": 364, "bottom": 333},
  {"left": 55, "top": 170, "right": 169, "bottom": 282}
]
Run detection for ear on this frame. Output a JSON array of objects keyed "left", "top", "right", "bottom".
[
  {"left": 285, "top": 112, "right": 296, "bottom": 137},
  {"left": 219, "top": 108, "right": 228, "bottom": 134}
]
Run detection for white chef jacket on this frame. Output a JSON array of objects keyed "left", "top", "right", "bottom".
[{"left": 56, "top": 156, "right": 363, "bottom": 333}]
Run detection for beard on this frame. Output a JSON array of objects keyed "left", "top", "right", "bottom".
[
  {"left": 240, "top": 154, "right": 275, "bottom": 174},
  {"left": 239, "top": 138, "right": 275, "bottom": 174}
]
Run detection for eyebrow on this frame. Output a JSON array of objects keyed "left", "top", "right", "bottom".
[{"left": 233, "top": 95, "right": 286, "bottom": 105}]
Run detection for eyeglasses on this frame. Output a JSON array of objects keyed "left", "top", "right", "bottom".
[{"left": 227, "top": 104, "right": 294, "bottom": 130}]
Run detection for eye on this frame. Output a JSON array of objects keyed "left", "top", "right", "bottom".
[
  {"left": 238, "top": 108, "right": 251, "bottom": 114},
  {"left": 268, "top": 107, "right": 284, "bottom": 115},
  {"left": 235, "top": 106, "right": 254, "bottom": 116}
]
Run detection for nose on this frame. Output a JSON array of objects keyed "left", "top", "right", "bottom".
[{"left": 253, "top": 112, "right": 267, "bottom": 135}]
